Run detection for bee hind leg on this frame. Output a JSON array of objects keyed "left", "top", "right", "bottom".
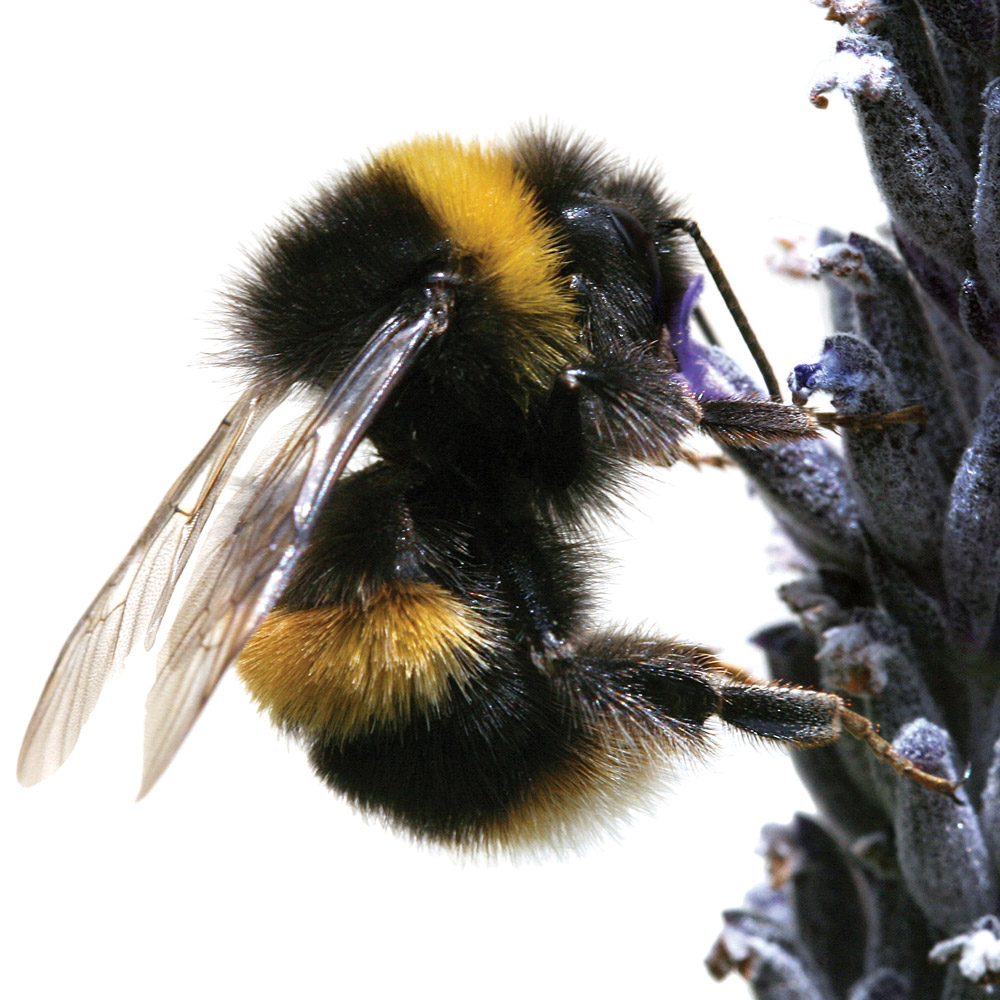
[
  {"left": 715, "top": 672, "right": 961, "bottom": 799},
  {"left": 561, "top": 637, "right": 962, "bottom": 801}
]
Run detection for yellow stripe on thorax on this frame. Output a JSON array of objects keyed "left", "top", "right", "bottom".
[
  {"left": 376, "top": 136, "right": 579, "bottom": 395},
  {"left": 237, "top": 580, "right": 493, "bottom": 741}
]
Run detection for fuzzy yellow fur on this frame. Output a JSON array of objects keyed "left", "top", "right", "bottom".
[
  {"left": 237, "top": 581, "right": 493, "bottom": 740},
  {"left": 376, "top": 136, "right": 579, "bottom": 397}
]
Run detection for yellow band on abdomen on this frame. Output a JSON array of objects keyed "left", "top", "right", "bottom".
[{"left": 237, "top": 580, "right": 494, "bottom": 741}]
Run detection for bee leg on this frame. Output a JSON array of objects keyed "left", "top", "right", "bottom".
[
  {"left": 553, "top": 633, "right": 722, "bottom": 739},
  {"left": 811, "top": 403, "right": 927, "bottom": 433},
  {"left": 715, "top": 676, "right": 961, "bottom": 799},
  {"left": 677, "top": 447, "right": 732, "bottom": 470},
  {"left": 557, "top": 636, "right": 844, "bottom": 754},
  {"left": 697, "top": 395, "right": 821, "bottom": 450},
  {"left": 548, "top": 349, "right": 702, "bottom": 468},
  {"left": 562, "top": 637, "right": 961, "bottom": 800}
]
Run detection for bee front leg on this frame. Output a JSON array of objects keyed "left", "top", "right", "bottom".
[
  {"left": 545, "top": 352, "right": 823, "bottom": 480},
  {"left": 697, "top": 395, "right": 821, "bottom": 450},
  {"left": 545, "top": 347, "right": 703, "bottom": 471}
]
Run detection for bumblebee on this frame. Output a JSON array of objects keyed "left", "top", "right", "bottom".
[{"left": 17, "top": 128, "right": 955, "bottom": 851}]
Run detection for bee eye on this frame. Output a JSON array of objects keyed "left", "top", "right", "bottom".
[
  {"left": 560, "top": 201, "right": 665, "bottom": 324},
  {"left": 605, "top": 204, "right": 651, "bottom": 260},
  {"left": 606, "top": 204, "right": 666, "bottom": 325},
  {"left": 561, "top": 201, "right": 650, "bottom": 260}
]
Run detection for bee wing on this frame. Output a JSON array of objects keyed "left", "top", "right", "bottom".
[
  {"left": 138, "top": 288, "right": 450, "bottom": 797},
  {"left": 18, "top": 387, "right": 282, "bottom": 786}
]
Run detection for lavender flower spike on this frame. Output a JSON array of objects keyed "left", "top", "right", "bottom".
[{"left": 708, "top": 8, "right": 1000, "bottom": 995}]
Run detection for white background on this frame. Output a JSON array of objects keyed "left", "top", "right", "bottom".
[{"left": 3, "top": 3, "right": 889, "bottom": 998}]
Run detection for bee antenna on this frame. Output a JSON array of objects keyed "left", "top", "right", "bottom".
[{"left": 666, "top": 218, "right": 783, "bottom": 402}]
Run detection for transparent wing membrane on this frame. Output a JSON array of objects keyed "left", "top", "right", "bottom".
[{"left": 17, "top": 388, "right": 280, "bottom": 785}]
